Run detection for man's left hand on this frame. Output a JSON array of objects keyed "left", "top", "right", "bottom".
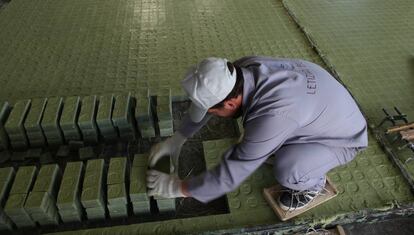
[{"left": 147, "top": 170, "right": 187, "bottom": 198}]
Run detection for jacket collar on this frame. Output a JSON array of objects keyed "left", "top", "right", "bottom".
[{"left": 240, "top": 67, "right": 256, "bottom": 122}]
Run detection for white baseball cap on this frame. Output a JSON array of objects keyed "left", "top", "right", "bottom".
[{"left": 181, "top": 57, "right": 237, "bottom": 123}]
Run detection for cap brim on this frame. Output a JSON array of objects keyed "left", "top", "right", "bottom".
[{"left": 188, "top": 103, "right": 208, "bottom": 123}]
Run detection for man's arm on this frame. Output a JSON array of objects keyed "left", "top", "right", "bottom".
[{"left": 184, "top": 114, "right": 299, "bottom": 203}]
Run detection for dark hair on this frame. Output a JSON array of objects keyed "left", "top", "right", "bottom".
[{"left": 211, "top": 62, "right": 244, "bottom": 109}]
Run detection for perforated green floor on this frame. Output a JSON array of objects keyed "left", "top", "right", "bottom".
[
  {"left": 0, "top": 0, "right": 413, "bottom": 234},
  {"left": 0, "top": 0, "right": 321, "bottom": 103},
  {"left": 48, "top": 133, "right": 413, "bottom": 235},
  {"left": 283, "top": 0, "right": 414, "bottom": 190},
  {"left": 283, "top": 0, "right": 414, "bottom": 125}
]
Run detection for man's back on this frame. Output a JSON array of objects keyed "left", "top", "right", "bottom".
[{"left": 236, "top": 56, "right": 367, "bottom": 149}]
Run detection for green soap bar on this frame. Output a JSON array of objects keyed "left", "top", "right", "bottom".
[
  {"left": 156, "top": 198, "right": 176, "bottom": 213},
  {"left": 85, "top": 158, "right": 104, "bottom": 171},
  {"left": 132, "top": 154, "right": 148, "bottom": 167},
  {"left": 5, "top": 193, "right": 27, "bottom": 212},
  {"left": 134, "top": 89, "right": 151, "bottom": 122},
  {"left": 0, "top": 167, "right": 15, "bottom": 206},
  {"left": 107, "top": 183, "right": 127, "bottom": 204},
  {"left": 4, "top": 100, "right": 31, "bottom": 133},
  {"left": 83, "top": 159, "right": 104, "bottom": 190},
  {"left": 4, "top": 100, "right": 30, "bottom": 149},
  {"left": 130, "top": 166, "right": 148, "bottom": 202},
  {"left": 158, "top": 120, "right": 173, "bottom": 128},
  {"left": 160, "top": 128, "right": 174, "bottom": 137},
  {"left": 60, "top": 96, "right": 81, "bottom": 141},
  {"left": 0, "top": 102, "right": 11, "bottom": 150},
  {"left": 24, "top": 98, "right": 47, "bottom": 147},
  {"left": 112, "top": 93, "right": 133, "bottom": 127},
  {"left": 64, "top": 161, "right": 84, "bottom": 174},
  {"left": 85, "top": 207, "right": 105, "bottom": 220},
  {"left": 107, "top": 157, "right": 128, "bottom": 185},
  {"left": 24, "top": 191, "right": 53, "bottom": 214},
  {"left": 156, "top": 89, "right": 172, "bottom": 121},
  {"left": 96, "top": 95, "right": 116, "bottom": 132},
  {"left": 32, "top": 164, "right": 61, "bottom": 195},
  {"left": 134, "top": 90, "right": 155, "bottom": 138},
  {"left": 61, "top": 215, "right": 81, "bottom": 223},
  {"left": 83, "top": 173, "right": 103, "bottom": 188},
  {"left": 140, "top": 127, "right": 156, "bottom": 138},
  {"left": 41, "top": 97, "right": 64, "bottom": 144},
  {"left": 78, "top": 96, "right": 97, "bottom": 126},
  {"left": 78, "top": 96, "right": 98, "bottom": 143},
  {"left": 81, "top": 186, "right": 104, "bottom": 208},
  {"left": 41, "top": 97, "right": 63, "bottom": 128},
  {"left": 132, "top": 201, "right": 150, "bottom": 215},
  {"left": 10, "top": 165, "right": 37, "bottom": 194},
  {"left": 57, "top": 186, "right": 78, "bottom": 209}
]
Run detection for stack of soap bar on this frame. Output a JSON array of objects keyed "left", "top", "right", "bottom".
[
  {"left": 0, "top": 102, "right": 11, "bottom": 151},
  {"left": 153, "top": 157, "right": 176, "bottom": 213},
  {"left": 41, "top": 97, "right": 64, "bottom": 146},
  {"left": 129, "top": 154, "right": 150, "bottom": 215},
  {"left": 24, "top": 98, "right": 47, "bottom": 148},
  {"left": 107, "top": 157, "right": 129, "bottom": 219},
  {"left": 0, "top": 167, "right": 16, "bottom": 231},
  {"left": 156, "top": 89, "right": 173, "bottom": 137},
  {"left": 81, "top": 159, "right": 106, "bottom": 220},
  {"left": 78, "top": 96, "right": 99, "bottom": 144},
  {"left": 57, "top": 162, "right": 84, "bottom": 223},
  {"left": 24, "top": 164, "right": 61, "bottom": 226},
  {"left": 96, "top": 95, "right": 118, "bottom": 141},
  {"left": 112, "top": 93, "right": 136, "bottom": 140},
  {"left": 4, "top": 166, "right": 38, "bottom": 228},
  {"left": 135, "top": 89, "right": 155, "bottom": 138},
  {"left": 60, "top": 97, "right": 82, "bottom": 142},
  {"left": 4, "top": 100, "right": 31, "bottom": 150}
]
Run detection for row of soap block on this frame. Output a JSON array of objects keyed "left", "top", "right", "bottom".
[
  {"left": 0, "top": 89, "right": 174, "bottom": 151},
  {"left": 0, "top": 154, "right": 175, "bottom": 231}
]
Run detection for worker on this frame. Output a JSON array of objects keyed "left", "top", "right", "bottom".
[{"left": 146, "top": 56, "right": 367, "bottom": 211}]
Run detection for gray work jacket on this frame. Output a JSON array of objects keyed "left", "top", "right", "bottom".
[{"left": 178, "top": 56, "right": 367, "bottom": 203}]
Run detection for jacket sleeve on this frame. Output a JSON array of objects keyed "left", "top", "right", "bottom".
[{"left": 186, "top": 114, "right": 299, "bottom": 203}]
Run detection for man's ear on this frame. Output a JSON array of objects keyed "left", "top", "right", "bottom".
[{"left": 223, "top": 98, "right": 238, "bottom": 110}]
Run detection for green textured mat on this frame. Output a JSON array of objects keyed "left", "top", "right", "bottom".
[
  {"left": 282, "top": 0, "right": 414, "bottom": 190},
  {"left": 282, "top": 0, "right": 414, "bottom": 125},
  {"left": 0, "top": 0, "right": 321, "bottom": 103}
]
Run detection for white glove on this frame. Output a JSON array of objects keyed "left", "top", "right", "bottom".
[
  {"left": 148, "top": 132, "right": 186, "bottom": 174},
  {"left": 147, "top": 170, "right": 186, "bottom": 198}
]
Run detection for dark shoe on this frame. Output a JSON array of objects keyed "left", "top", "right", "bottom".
[{"left": 278, "top": 189, "right": 321, "bottom": 211}]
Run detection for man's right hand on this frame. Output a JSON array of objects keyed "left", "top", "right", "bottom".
[{"left": 148, "top": 132, "right": 187, "bottom": 174}]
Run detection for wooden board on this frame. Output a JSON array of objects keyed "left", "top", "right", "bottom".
[{"left": 263, "top": 177, "right": 338, "bottom": 221}]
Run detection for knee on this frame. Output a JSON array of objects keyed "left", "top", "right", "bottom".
[
  {"left": 273, "top": 160, "right": 297, "bottom": 187},
  {"left": 273, "top": 159, "right": 314, "bottom": 191}
]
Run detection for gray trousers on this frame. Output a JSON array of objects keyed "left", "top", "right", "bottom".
[{"left": 272, "top": 143, "right": 359, "bottom": 191}]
